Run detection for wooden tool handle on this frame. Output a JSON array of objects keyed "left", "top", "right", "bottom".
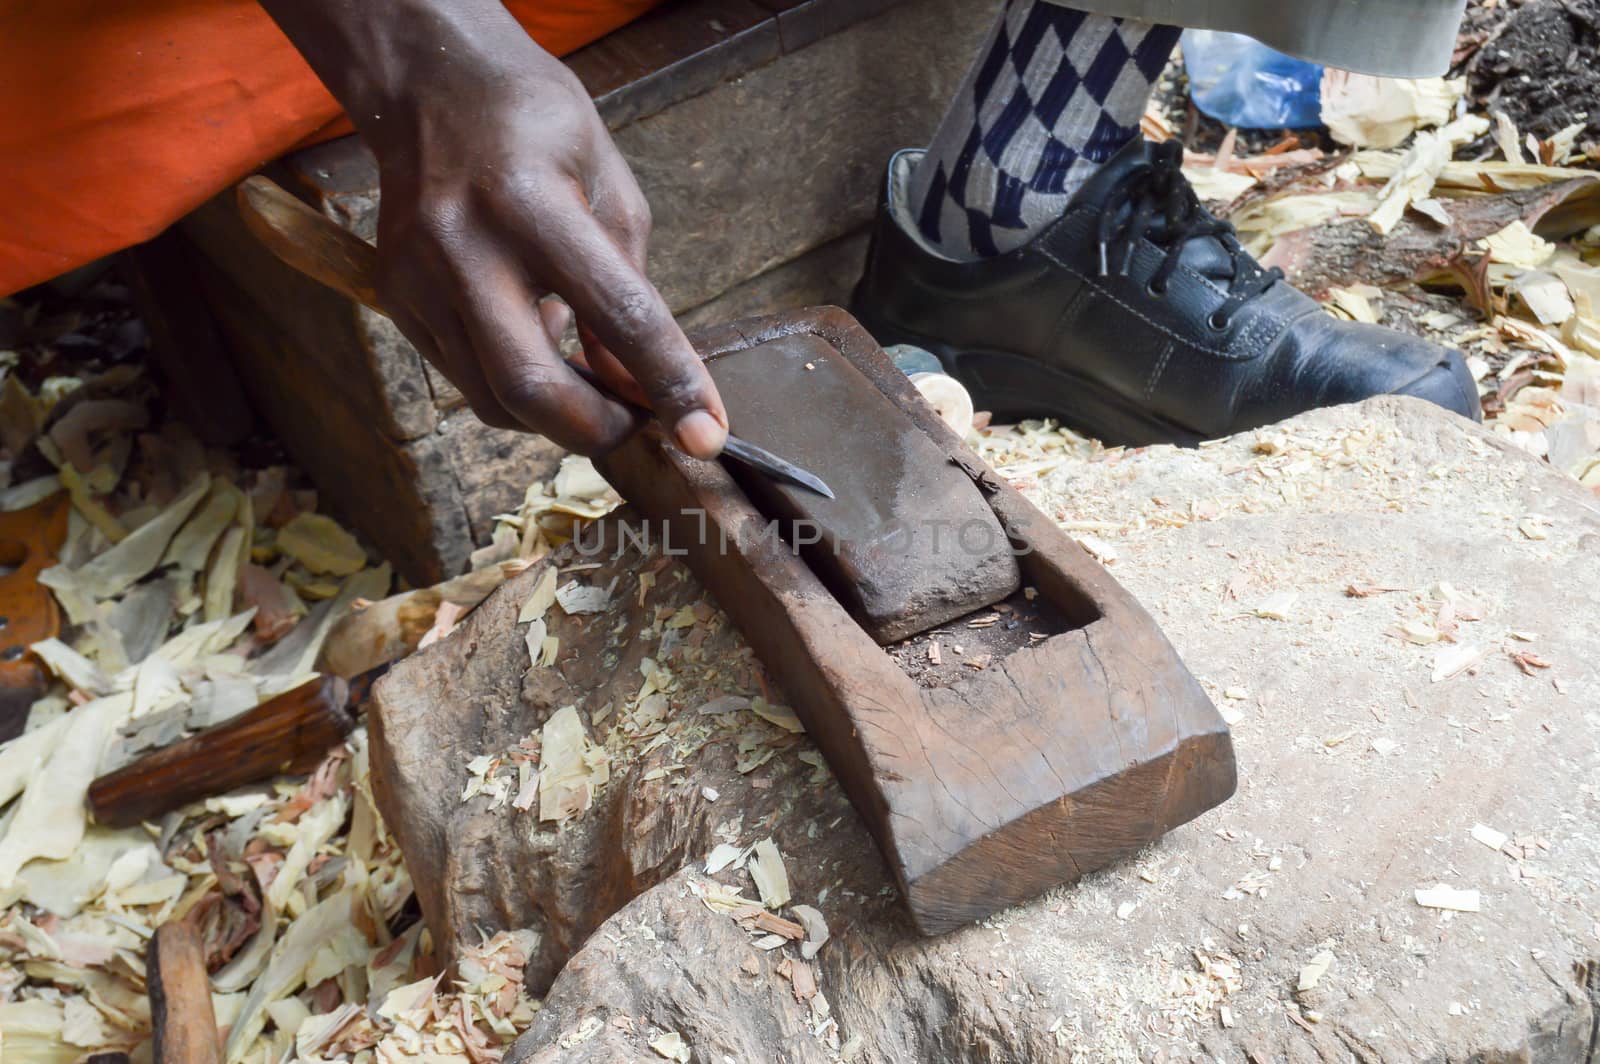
[
  {"left": 236, "top": 176, "right": 384, "bottom": 312},
  {"left": 89, "top": 675, "right": 352, "bottom": 827},
  {"left": 149, "top": 920, "right": 222, "bottom": 1064}
]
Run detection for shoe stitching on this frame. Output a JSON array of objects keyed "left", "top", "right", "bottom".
[
  {"left": 1054, "top": 279, "right": 1093, "bottom": 335},
  {"left": 1036, "top": 241, "right": 1267, "bottom": 362},
  {"left": 1144, "top": 339, "right": 1174, "bottom": 401},
  {"left": 1048, "top": 206, "right": 1291, "bottom": 359},
  {"left": 1237, "top": 312, "right": 1277, "bottom": 359},
  {"left": 1169, "top": 263, "right": 1287, "bottom": 357}
]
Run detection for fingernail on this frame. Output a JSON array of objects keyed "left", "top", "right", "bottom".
[{"left": 675, "top": 410, "right": 726, "bottom": 459}]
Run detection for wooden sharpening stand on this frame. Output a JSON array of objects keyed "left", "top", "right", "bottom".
[{"left": 596, "top": 307, "right": 1236, "bottom": 934}]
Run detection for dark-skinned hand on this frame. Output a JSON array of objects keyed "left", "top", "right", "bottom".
[{"left": 258, "top": 0, "right": 728, "bottom": 459}]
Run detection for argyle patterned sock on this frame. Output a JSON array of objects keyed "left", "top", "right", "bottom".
[{"left": 907, "top": 2, "right": 1180, "bottom": 259}]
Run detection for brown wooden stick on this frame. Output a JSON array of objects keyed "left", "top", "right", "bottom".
[
  {"left": 89, "top": 676, "right": 351, "bottom": 828},
  {"left": 149, "top": 920, "right": 222, "bottom": 1064},
  {"left": 235, "top": 176, "right": 383, "bottom": 312}
]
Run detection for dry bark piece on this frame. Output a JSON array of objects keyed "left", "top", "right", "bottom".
[{"left": 88, "top": 677, "right": 352, "bottom": 829}]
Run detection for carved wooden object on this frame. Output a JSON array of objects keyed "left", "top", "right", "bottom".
[{"left": 0, "top": 491, "right": 69, "bottom": 741}]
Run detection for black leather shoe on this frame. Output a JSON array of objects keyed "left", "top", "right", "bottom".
[{"left": 850, "top": 139, "right": 1481, "bottom": 445}]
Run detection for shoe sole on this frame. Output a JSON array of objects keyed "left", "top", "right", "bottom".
[{"left": 858, "top": 318, "right": 1207, "bottom": 448}]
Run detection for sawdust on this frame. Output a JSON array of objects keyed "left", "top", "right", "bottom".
[
  {"left": 0, "top": 291, "right": 553, "bottom": 1061},
  {"left": 887, "top": 588, "right": 1073, "bottom": 688}
]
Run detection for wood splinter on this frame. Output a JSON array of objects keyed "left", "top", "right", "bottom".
[{"left": 149, "top": 920, "right": 222, "bottom": 1064}]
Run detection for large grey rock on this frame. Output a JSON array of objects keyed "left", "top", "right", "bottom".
[{"left": 376, "top": 397, "right": 1599, "bottom": 1062}]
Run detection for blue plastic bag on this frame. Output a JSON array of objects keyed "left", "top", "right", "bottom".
[{"left": 1181, "top": 30, "right": 1323, "bottom": 130}]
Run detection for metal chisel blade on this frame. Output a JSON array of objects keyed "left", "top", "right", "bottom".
[
  {"left": 721, "top": 435, "right": 836, "bottom": 499},
  {"left": 569, "top": 360, "right": 835, "bottom": 499}
]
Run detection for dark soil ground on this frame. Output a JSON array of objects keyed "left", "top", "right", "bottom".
[{"left": 1465, "top": 0, "right": 1600, "bottom": 146}]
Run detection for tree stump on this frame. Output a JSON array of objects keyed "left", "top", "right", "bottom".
[{"left": 370, "top": 398, "right": 1600, "bottom": 1062}]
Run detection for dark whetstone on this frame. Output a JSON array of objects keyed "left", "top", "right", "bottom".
[{"left": 706, "top": 331, "right": 1020, "bottom": 643}]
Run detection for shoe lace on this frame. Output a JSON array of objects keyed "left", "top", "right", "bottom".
[{"left": 1094, "top": 139, "right": 1282, "bottom": 330}]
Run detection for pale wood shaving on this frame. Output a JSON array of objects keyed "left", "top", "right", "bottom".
[
  {"left": 1415, "top": 884, "right": 1482, "bottom": 912},
  {"left": 1296, "top": 950, "right": 1334, "bottom": 992},
  {"left": 748, "top": 838, "right": 791, "bottom": 910},
  {"left": 649, "top": 1030, "right": 691, "bottom": 1061},
  {"left": 517, "top": 566, "right": 558, "bottom": 624},
  {"left": 1471, "top": 823, "right": 1509, "bottom": 851},
  {"left": 537, "top": 706, "right": 610, "bottom": 824}
]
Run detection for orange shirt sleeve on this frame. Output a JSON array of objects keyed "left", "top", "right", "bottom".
[{"left": 0, "top": 0, "right": 664, "bottom": 295}]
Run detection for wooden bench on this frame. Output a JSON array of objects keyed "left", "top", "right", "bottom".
[{"left": 162, "top": 0, "right": 1000, "bottom": 583}]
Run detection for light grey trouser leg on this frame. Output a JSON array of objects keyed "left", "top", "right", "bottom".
[{"left": 1038, "top": 0, "right": 1468, "bottom": 76}]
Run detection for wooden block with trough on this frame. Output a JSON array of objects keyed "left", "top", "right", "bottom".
[{"left": 592, "top": 307, "right": 1235, "bottom": 932}]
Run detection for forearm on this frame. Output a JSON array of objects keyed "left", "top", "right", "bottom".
[{"left": 258, "top": 0, "right": 552, "bottom": 148}]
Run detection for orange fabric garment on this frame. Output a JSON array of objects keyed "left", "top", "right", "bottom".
[{"left": 0, "top": 1, "right": 663, "bottom": 295}]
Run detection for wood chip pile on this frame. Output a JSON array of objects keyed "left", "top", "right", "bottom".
[{"left": 0, "top": 314, "right": 617, "bottom": 1060}]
